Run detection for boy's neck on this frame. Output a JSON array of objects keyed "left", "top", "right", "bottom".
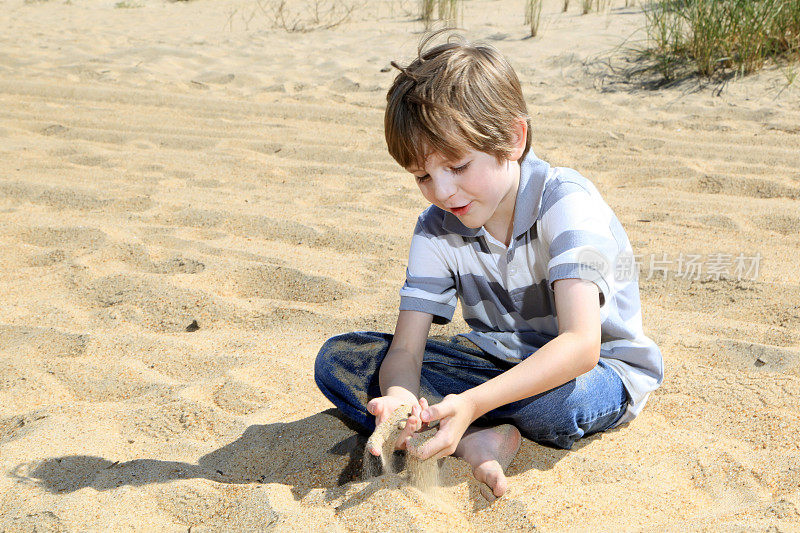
[{"left": 483, "top": 161, "right": 521, "bottom": 248}]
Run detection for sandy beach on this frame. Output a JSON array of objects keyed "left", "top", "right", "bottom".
[{"left": 1, "top": 0, "right": 799, "bottom": 530}]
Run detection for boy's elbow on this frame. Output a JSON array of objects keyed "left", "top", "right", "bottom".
[
  {"left": 575, "top": 333, "right": 601, "bottom": 374},
  {"left": 558, "top": 331, "right": 600, "bottom": 374},
  {"left": 583, "top": 342, "right": 601, "bottom": 373},
  {"left": 557, "top": 323, "right": 601, "bottom": 374}
]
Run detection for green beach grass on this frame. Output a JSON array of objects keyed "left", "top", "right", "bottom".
[{"left": 643, "top": 0, "right": 800, "bottom": 80}]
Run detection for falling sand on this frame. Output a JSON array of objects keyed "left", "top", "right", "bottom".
[
  {"left": 406, "top": 427, "right": 440, "bottom": 491},
  {"left": 363, "top": 404, "right": 439, "bottom": 491}
]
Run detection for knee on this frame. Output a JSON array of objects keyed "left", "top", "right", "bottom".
[
  {"left": 314, "top": 331, "right": 389, "bottom": 392},
  {"left": 508, "top": 376, "right": 626, "bottom": 449},
  {"left": 515, "top": 411, "right": 583, "bottom": 450},
  {"left": 532, "top": 405, "right": 582, "bottom": 442},
  {"left": 314, "top": 333, "right": 352, "bottom": 391},
  {"left": 504, "top": 382, "right": 588, "bottom": 448}
]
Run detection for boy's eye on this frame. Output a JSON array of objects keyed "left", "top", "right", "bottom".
[
  {"left": 451, "top": 162, "right": 470, "bottom": 174},
  {"left": 415, "top": 174, "right": 430, "bottom": 183}
]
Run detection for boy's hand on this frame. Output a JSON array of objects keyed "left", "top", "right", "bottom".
[
  {"left": 407, "top": 394, "right": 477, "bottom": 460},
  {"left": 366, "top": 394, "right": 423, "bottom": 456}
]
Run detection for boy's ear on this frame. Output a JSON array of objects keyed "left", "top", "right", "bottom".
[{"left": 510, "top": 118, "right": 528, "bottom": 161}]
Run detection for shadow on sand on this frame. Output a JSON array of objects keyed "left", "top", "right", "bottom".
[{"left": 12, "top": 408, "right": 622, "bottom": 506}]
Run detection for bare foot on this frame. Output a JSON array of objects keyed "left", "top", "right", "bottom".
[{"left": 454, "top": 424, "right": 521, "bottom": 502}]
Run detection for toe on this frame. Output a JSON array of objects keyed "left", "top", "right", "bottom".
[
  {"left": 490, "top": 473, "right": 507, "bottom": 498},
  {"left": 484, "top": 467, "right": 507, "bottom": 498},
  {"left": 474, "top": 460, "right": 507, "bottom": 499}
]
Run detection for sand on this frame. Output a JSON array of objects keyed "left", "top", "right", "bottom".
[
  {"left": 0, "top": 0, "right": 799, "bottom": 530},
  {"left": 364, "top": 404, "right": 414, "bottom": 479},
  {"left": 363, "top": 404, "right": 440, "bottom": 492}
]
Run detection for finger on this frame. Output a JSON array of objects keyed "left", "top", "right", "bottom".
[
  {"left": 396, "top": 415, "right": 420, "bottom": 450},
  {"left": 366, "top": 399, "right": 382, "bottom": 417},
  {"left": 367, "top": 433, "right": 384, "bottom": 456},
  {"left": 416, "top": 399, "right": 431, "bottom": 429},
  {"left": 430, "top": 445, "right": 456, "bottom": 461},
  {"left": 420, "top": 401, "right": 453, "bottom": 424},
  {"left": 411, "top": 430, "right": 452, "bottom": 461}
]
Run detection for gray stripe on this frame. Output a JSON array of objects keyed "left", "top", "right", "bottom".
[
  {"left": 457, "top": 273, "right": 517, "bottom": 317},
  {"left": 528, "top": 222, "right": 538, "bottom": 241},
  {"left": 600, "top": 326, "right": 626, "bottom": 343},
  {"left": 461, "top": 291, "right": 533, "bottom": 333},
  {"left": 457, "top": 273, "right": 558, "bottom": 324},
  {"left": 399, "top": 296, "right": 454, "bottom": 324},
  {"left": 465, "top": 306, "right": 558, "bottom": 340},
  {"left": 515, "top": 329, "right": 557, "bottom": 351},
  {"left": 465, "top": 316, "right": 492, "bottom": 332},
  {"left": 461, "top": 295, "right": 512, "bottom": 329},
  {"left": 613, "top": 280, "right": 643, "bottom": 323},
  {"left": 509, "top": 223, "right": 538, "bottom": 258},
  {"left": 548, "top": 262, "right": 609, "bottom": 306},
  {"left": 413, "top": 223, "right": 492, "bottom": 258},
  {"left": 508, "top": 279, "right": 555, "bottom": 321},
  {"left": 539, "top": 179, "right": 590, "bottom": 220},
  {"left": 462, "top": 329, "right": 558, "bottom": 362},
  {"left": 414, "top": 206, "right": 448, "bottom": 238},
  {"left": 549, "top": 229, "right": 619, "bottom": 260},
  {"left": 446, "top": 236, "right": 493, "bottom": 256},
  {"left": 405, "top": 272, "right": 454, "bottom": 294},
  {"left": 467, "top": 236, "right": 491, "bottom": 255},
  {"left": 442, "top": 211, "right": 482, "bottom": 237},
  {"left": 460, "top": 333, "right": 516, "bottom": 362},
  {"left": 609, "top": 216, "right": 629, "bottom": 248}
]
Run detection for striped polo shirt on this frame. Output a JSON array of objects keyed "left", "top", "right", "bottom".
[{"left": 398, "top": 152, "right": 664, "bottom": 425}]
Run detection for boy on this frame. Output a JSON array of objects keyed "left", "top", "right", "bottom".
[{"left": 315, "top": 35, "right": 663, "bottom": 501}]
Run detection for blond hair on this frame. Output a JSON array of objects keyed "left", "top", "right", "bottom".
[{"left": 385, "top": 33, "right": 531, "bottom": 170}]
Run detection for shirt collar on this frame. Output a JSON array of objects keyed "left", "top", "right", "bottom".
[{"left": 441, "top": 152, "right": 550, "bottom": 241}]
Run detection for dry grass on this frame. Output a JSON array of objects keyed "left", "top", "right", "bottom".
[
  {"left": 525, "top": 0, "right": 543, "bottom": 36},
  {"left": 259, "top": 0, "right": 364, "bottom": 32},
  {"left": 582, "top": 0, "right": 611, "bottom": 14},
  {"left": 420, "top": 0, "right": 462, "bottom": 28}
]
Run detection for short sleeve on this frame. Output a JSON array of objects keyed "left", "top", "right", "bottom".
[
  {"left": 540, "top": 182, "right": 619, "bottom": 308},
  {"left": 398, "top": 219, "right": 457, "bottom": 324}
]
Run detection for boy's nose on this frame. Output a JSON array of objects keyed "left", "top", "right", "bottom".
[{"left": 431, "top": 173, "right": 457, "bottom": 203}]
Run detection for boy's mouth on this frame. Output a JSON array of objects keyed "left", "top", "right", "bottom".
[{"left": 450, "top": 202, "right": 472, "bottom": 216}]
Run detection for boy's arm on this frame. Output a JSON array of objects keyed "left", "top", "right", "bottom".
[
  {"left": 462, "top": 277, "right": 601, "bottom": 413},
  {"left": 365, "top": 309, "right": 433, "bottom": 454},
  {"left": 379, "top": 309, "right": 434, "bottom": 401},
  {"left": 412, "top": 278, "right": 601, "bottom": 459}
]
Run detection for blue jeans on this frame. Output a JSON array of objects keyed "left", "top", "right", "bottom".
[{"left": 314, "top": 331, "right": 629, "bottom": 450}]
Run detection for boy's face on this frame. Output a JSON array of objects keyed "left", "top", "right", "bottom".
[{"left": 407, "top": 148, "right": 519, "bottom": 231}]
